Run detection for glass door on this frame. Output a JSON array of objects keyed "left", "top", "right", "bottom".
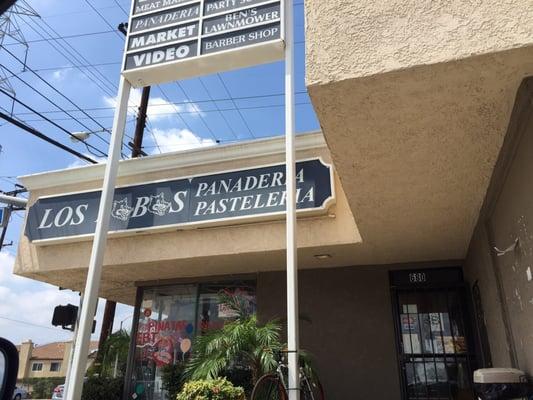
[{"left": 393, "top": 282, "right": 475, "bottom": 400}]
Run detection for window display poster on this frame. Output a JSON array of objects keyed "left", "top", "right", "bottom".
[{"left": 137, "top": 318, "right": 195, "bottom": 366}]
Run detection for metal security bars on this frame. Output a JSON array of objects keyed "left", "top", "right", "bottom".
[{"left": 390, "top": 269, "right": 477, "bottom": 400}]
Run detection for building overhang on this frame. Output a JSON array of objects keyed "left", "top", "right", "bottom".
[
  {"left": 15, "top": 132, "right": 361, "bottom": 304},
  {"left": 304, "top": 0, "right": 533, "bottom": 265}
]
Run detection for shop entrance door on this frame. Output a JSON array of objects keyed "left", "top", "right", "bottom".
[{"left": 390, "top": 269, "right": 475, "bottom": 400}]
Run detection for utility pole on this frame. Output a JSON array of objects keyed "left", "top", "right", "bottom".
[
  {"left": 97, "top": 21, "right": 151, "bottom": 360},
  {"left": 0, "top": 187, "right": 27, "bottom": 251}
]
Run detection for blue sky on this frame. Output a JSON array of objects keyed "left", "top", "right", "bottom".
[{"left": 0, "top": 0, "right": 318, "bottom": 345}]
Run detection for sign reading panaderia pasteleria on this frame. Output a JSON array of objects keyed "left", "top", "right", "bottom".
[
  {"left": 25, "top": 159, "right": 334, "bottom": 243},
  {"left": 121, "top": 0, "right": 284, "bottom": 87}
]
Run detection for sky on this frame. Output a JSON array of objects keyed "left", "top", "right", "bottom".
[{"left": 0, "top": 0, "right": 318, "bottom": 346}]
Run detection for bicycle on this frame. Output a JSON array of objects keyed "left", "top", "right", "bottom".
[{"left": 250, "top": 351, "right": 325, "bottom": 400}]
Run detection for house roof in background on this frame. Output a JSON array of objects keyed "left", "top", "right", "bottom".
[{"left": 30, "top": 341, "right": 99, "bottom": 360}]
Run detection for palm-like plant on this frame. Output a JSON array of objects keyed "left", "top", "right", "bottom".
[
  {"left": 185, "top": 292, "right": 283, "bottom": 385},
  {"left": 99, "top": 329, "right": 131, "bottom": 378}
]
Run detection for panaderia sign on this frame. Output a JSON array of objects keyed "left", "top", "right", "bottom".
[
  {"left": 25, "top": 159, "right": 334, "bottom": 243},
  {"left": 122, "top": 0, "right": 284, "bottom": 86}
]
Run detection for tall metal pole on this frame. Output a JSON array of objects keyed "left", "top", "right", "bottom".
[
  {"left": 63, "top": 294, "right": 83, "bottom": 399},
  {"left": 284, "top": 0, "right": 299, "bottom": 396},
  {"left": 65, "top": 75, "right": 132, "bottom": 400}
]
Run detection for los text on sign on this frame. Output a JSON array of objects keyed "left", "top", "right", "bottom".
[
  {"left": 25, "top": 159, "right": 334, "bottom": 243},
  {"left": 122, "top": 0, "right": 284, "bottom": 86}
]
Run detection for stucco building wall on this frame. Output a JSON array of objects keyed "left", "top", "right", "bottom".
[
  {"left": 258, "top": 266, "right": 402, "bottom": 400},
  {"left": 464, "top": 79, "right": 533, "bottom": 373},
  {"left": 305, "top": 0, "right": 533, "bottom": 86}
]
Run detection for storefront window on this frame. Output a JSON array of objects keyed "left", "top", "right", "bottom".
[{"left": 128, "top": 281, "right": 256, "bottom": 400}]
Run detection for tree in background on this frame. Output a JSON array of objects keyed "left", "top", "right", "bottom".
[{"left": 92, "top": 329, "right": 130, "bottom": 378}]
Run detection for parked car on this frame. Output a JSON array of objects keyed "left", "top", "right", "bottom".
[
  {"left": 11, "top": 387, "right": 28, "bottom": 400},
  {"left": 51, "top": 384, "right": 63, "bottom": 400}
]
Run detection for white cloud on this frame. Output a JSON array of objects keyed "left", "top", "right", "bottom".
[
  {"left": 0, "top": 251, "right": 77, "bottom": 344},
  {"left": 151, "top": 128, "right": 217, "bottom": 153},
  {"left": 104, "top": 89, "right": 205, "bottom": 122},
  {"left": 0, "top": 251, "right": 134, "bottom": 346}
]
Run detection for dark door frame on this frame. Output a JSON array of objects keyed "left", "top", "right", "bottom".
[{"left": 390, "top": 267, "right": 478, "bottom": 400}]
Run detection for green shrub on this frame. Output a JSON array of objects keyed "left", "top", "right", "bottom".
[
  {"left": 162, "top": 363, "right": 186, "bottom": 399},
  {"left": 81, "top": 376, "right": 123, "bottom": 400},
  {"left": 25, "top": 377, "right": 64, "bottom": 398},
  {"left": 176, "top": 378, "right": 245, "bottom": 400}
]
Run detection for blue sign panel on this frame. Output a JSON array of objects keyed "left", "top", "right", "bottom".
[{"left": 25, "top": 159, "right": 334, "bottom": 242}]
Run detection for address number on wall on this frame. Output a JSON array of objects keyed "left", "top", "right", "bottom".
[{"left": 409, "top": 272, "right": 427, "bottom": 283}]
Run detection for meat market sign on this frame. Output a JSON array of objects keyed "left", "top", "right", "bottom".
[
  {"left": 122, "top": 0, "right": 284, "bottom": 86},
  {"left": 25, "top": 159, "right": 334, "bottom": 243}
]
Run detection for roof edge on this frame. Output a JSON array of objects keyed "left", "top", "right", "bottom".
[{"left": 18, "top": 131, "right": 326, "bottom": 191}]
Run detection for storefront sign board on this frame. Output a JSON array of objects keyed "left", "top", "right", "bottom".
[
  {"left": 25, "top": 158, "right": 334, "bottom": 243},
  {"left": 122, "top": 0, "right": 284, "bottom": 87}
]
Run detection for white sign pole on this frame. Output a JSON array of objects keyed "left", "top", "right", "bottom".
[
  {"left": 284, "top": 0, "right": 299, "bottom": 397},
  {"left": 63, "top": 294, "right": 83, "bottom": 399},
  {"left": 65, "top": 75, "right": 132, "bottom": 400}
]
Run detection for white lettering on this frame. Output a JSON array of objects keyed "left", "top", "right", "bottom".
[
  {"left": 170, "top": 191, "right": 188, "bottom": 213},
  {"left": 132, "top": 196, "right": 151, "bottom": 217},
  {"left": 70, "top": 204, "right": 89, "bottom": 226},
  {"left": 37, "top": 208, "right": 54, "bottom": 229},
  {"left": 54, "top": 207, "right": 73, "bottom": 228}
]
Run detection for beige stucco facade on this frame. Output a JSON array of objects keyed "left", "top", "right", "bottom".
[
  {"left": 14, "top": 132, "right": 360, "bottom": 305},
  {"left": 11, "top": 2, "right": 533, "bottom": 398},
  {"left": 305, "top": 0, "right": 533, "bottom": 266}
]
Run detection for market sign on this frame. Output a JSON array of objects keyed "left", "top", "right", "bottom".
[
  {"left": 0, "top": 207, "right": 9, "bottom": 228},
  {"left": 25, "top": 159, "right": 334, "bottom": 243},
  {"left": 121, "top": 0, "right": 284, "bottom": 87}
]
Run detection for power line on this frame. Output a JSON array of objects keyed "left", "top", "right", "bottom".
[
  {"left": 84, "top": 0, "right": 125, "bottom": 40},
  {"left": 2, "top": 46, "right": 135, "bottom": 154},
  {"left": 35, "top": 17, "right": 120, "bottom": 94},
  {"left": 12, "top": 90, "right": 309, "bottom": 115},
  {"left": 2, "top": 29, "right": 117, "bottom": 46},
  {"left": 33, "top": 61, "right": 121, "bottom": 73},
  {"left": 217, "top": 74, "right": 255, "bottom": 138},
  {"left": 156, "top": 85, "right": 208, "bottom": 141},
  {"left": 198, "top": 77, "right": 238, "bottom": 139},
  {"left": 112, "top": 0, "right": 129, "bottom": 16},
  {"left": 0, "top": 315, "right": 71, "bottom": 332},
  {"left": 0, "top": 59, "right": 111, "bottom": 148},
  {"left": 24, "top": 22, "right": 117, "bottom": 98},
  {"left": 0, "top": 110, "right": 97, "bottom": 164},
  {"left": 14, "top": 100, "right": 312, "bottom": 123},
  {"left": 0, "top": 88, "right": 107, "bottom": 158}
]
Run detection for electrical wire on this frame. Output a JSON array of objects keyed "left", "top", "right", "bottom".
[
  {"left": 2, "top": 47, "right": 134, "bottom": 152},
  {"left": 84, "top": 0, "right": 125, "bottom": 40},
  {"left": 174, "top": 81, "right": 227, "bottom": 142},
  {"left": 13, "top": 91, "right": 309, "bottom": 115},
  {"left": 155, "top": 85, "right": 204, "bottom": 140},
  {"left": 34, "top": 17, "right": 120, "bottom": 94},
  {"left": 198, "top": 77, "right": 238, "bottom": 139},
  {"left": 14, "top": 101, "right": 312, "bottom": 123},
  {"left": 0, "top": 60, "right": 111, "bottom": 148},
  {"left": 0, "top": 315, "right": 73, "bottom": 332},
  {"left": 2, "top": 29, "right": 117, "bottom": 46},
  {"left": 217, "top": 74, "right": 255, "bottom": 138},
  {"left": 24, "top": 22, "right": 117, "bottom": 98},
  {"left": 0, "top": 88, "right": 108, "bottom": 158}
]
